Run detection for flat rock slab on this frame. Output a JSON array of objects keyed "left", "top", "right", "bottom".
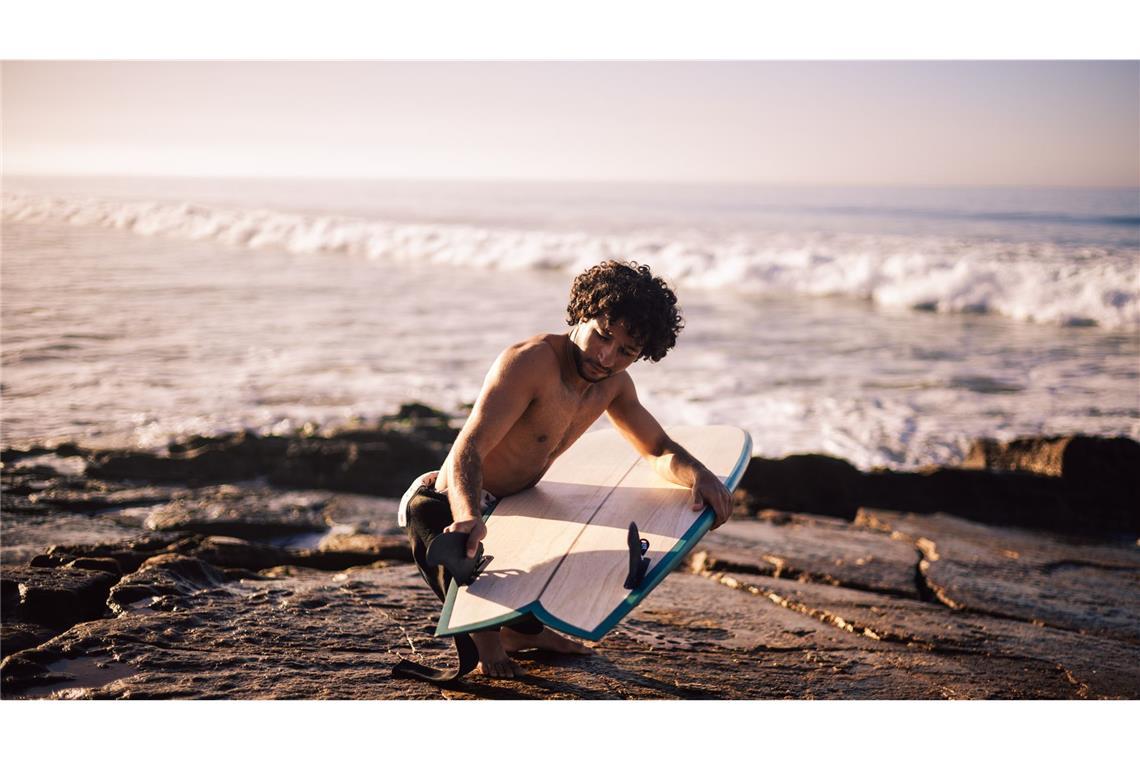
[
  {"left": 604, "top": 571, "right": 1088, "bottom": 700},
  {"left": 1, "top": 559, "right": 458, "bottom": 699},
  {"left": 2, "top": 471, "right": 95, "bottom": 502},
  {"left": 143, "top": 486, "right": 330, "bottom": 539},
  {"left": 107, "top": 553, "right": 235, "bottom": 615},
  {"left": 3, "top": 475, "right": 399, "bottom": 568},
  {"left": 695, "top": 512, "right": 919, "bottom": 598},
  {"left": 1, "top": 621, "right": 61, "bottom": 659},
  {"left": 704, "top": 569, "right": 1140, "bottom": 699},
  {"left": 1, "top": 564, "right": 118, "bottom": 629},
  {"left": 31, "top": 531, "right": 411, "bottom": 577},
  {"left": 2, "top": 453, "right": 88, "bottom": 478},
  {"left": 26, "top": 484, "right": 186, "bottom": 514},
  {"left": 6, "top": 553, "right": 1129, "bottom": 700},
  {"left": 2, "top": 469, "right": 183, "bottom": 513},
  {"left": 857, "top": 509, "right": 1140, "bottom": 642},
  {"left": 5, "top": 482, "right": 1137, "bottom": 700},
  {"left": 321, "top": 493, "right": 402, "bottom": 536},
  {"left": 1, "top": 512, "right": 150, "bottom": 565},
  {"left": 177, "top": 534, "right": 412, "bottom": 571}
]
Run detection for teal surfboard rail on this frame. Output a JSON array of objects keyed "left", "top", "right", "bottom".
[{"left": 436, "top": 430, "right": 753, "bottom": 641}]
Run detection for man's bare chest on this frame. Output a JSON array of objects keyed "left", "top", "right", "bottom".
[
  {"left": 481, "top": 378, "right": 606, "bottom": 474},
  {"left": 519, "top": 385, "right": 610, "bottom": 451}
]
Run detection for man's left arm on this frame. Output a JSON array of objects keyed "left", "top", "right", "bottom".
[{"left": 605, "top": 373, "right": 734, "bottom": 529}]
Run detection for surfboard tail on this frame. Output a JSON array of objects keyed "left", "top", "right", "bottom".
[{"left": 435, "top": 426, "right": 753, "bottom": 641}]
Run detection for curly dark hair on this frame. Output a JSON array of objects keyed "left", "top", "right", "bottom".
[{"left": 565, "top": 260, "right": 684, "bottom": 362}]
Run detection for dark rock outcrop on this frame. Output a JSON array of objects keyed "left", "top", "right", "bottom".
[
  {"left": 26, "top": 534, "right": 193, "bottom": 575},
  {"left": 266, "top": 432, "right": 443, "bottom": 493},
  {"left": 734, "top": 435, "right": 1140, "bottom": 536},
  {"left": 107, "top": 553, "right": 229, "bottom": 615},
  {"left": 1, "top": 564, "right": 118, "bottom": 629},
  {"left": 1, "top": 621, "right": 60, "bottom": 660},
  {"left": 962, "top": 434, "right": 1140, "bottom": 480},
  {"left": 961, "top": 435, "right": 1140, "bottom": 534},
  {"left": 79, "top": 407, "right": 457, "bottom": 495},
  {"left": 734, "top": 454, "right": 863, "bottom": 520},
  {"left": 87, "top": 431, "right": 290, "bottom": 484}
]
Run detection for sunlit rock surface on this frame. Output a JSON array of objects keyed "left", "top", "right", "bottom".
[{"left": 2, "top": 426, "right": 1137, "bottom": 699}]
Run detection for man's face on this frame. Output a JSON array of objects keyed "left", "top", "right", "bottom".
[{"left": 569, "top": 315, "right": 644, "bottom": 383}]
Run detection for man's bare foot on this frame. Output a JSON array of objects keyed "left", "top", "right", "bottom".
[
  {"left": 470, "top": 630, "right": 526, "bottom": 679},
  {"left": 500, "top": 627, "right": 595, "bottom": 656}
]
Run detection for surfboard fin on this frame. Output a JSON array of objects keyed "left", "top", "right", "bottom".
[
  {"left": 624, "top": 521, "right": 651, "bottom": 590},
  {"left": 425, "top": 531, "right": 492, "bottom": 586}
]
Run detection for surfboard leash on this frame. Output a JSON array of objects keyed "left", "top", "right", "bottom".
[
  {"left": 391, "top": 531, "right": 489, "bottom": 683},
  {"left": 391, "top": 632, "right": 480, "bottom": 684}
]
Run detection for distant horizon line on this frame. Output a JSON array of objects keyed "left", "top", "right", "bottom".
[{"left": 5, "top": 171, "right": 1138, "bottom": 192}]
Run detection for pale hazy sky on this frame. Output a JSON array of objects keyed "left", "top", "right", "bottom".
[{"left": 3, "top": 60, "right": 1137, "bottom": 186}]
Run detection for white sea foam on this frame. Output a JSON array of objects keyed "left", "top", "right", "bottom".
[
  {"left": 4, "top": 192, "right": 1138, "bottom": 330},
  {"left": 4, "top": 207, "right": 1139, "bottom": 469}
]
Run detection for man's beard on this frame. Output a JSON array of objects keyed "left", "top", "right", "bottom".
[{"left": 569, "top": 339, "right": 608, "bottom": 383}]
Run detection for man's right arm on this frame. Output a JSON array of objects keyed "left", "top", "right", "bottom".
[{"left": 441, "top": 343, "right": 543, "bottom": 557}]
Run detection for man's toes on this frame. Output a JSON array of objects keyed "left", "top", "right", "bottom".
[{"left": 479, "top": 660, "right": 522, "bottom": 679}]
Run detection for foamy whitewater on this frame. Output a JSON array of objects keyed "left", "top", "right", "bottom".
[{"left": 3, "top": 177, "right": 1138, "bottom": 469}]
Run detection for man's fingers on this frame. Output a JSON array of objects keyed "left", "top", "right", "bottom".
[
  {"left": 690, "top": 481, "right": 733, "bottom": 528},
  {"left": 708, "top": 493, "right": 730, "bottom": 529},
  {"left": 690, "top": 485, "right": 703, "bottom": 511},
  {"left": 465, "top": 526, "right": 485, "bottom": 558}
]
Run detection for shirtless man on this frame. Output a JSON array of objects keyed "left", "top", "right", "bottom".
[{"left": 399, "top": 260, "right": 733, "bottom": 679}]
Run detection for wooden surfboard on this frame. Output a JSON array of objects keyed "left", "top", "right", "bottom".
[{"left": 436, "top": 425, "right": 753, "bottom": 641}]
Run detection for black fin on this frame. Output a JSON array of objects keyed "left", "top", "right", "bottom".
[
  {"left": 624, "top": 521, "right": 651, "bottom": 590},
  {"left": 425, "top": 531, "right": 492, "bottom": 586}
]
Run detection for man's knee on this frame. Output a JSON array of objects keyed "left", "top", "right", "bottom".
[
  {"left": 407, "top": 490, "right": 451, "bottom": 532},
  {"left": 506, "top": 614, "right": 544, "bottom": 636}
]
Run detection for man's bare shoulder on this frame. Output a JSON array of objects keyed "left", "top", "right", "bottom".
[
  {"left": 493, "top": 334, "right": 562, "bottom": 378},
  {"left": 603, "top": 365, "right": 637, "bottom": 401}
]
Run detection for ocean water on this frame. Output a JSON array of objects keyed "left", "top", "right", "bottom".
[{"left": 2, "top": 176, "right": 1138, "bottom": 470}]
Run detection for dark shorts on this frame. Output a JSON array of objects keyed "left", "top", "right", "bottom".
[{"left": 403, "top": 485, "right": 544, "bottom": 636}]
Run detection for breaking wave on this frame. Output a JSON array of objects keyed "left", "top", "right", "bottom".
[{"left": 5, "top": 192, "right": 1138, "bottom": 330}]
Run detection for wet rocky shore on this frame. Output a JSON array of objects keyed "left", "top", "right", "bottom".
[{"left": 2, "top": 404, "right": 1138, "bottom": 699}]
